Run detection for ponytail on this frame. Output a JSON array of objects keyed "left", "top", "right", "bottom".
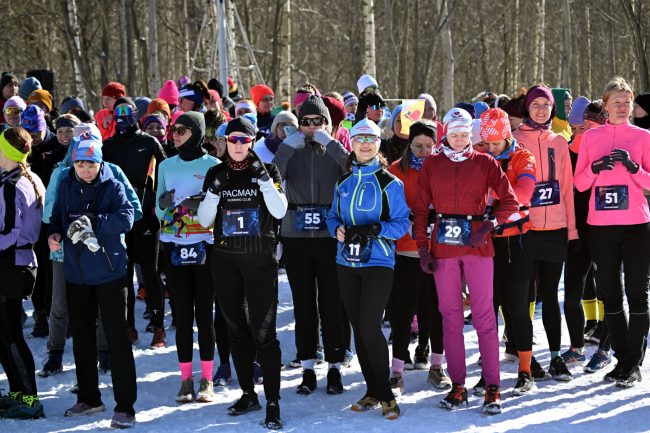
[{"left": 18, "top": 163, "right": 43, "bottom": 208}]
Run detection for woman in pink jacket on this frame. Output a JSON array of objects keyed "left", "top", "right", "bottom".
[
  {"left": 574, "top": 77, "right": 650, "bottom": 388},
  {"left": 513, "top": 85, "right": 577, "bottom": 382}
]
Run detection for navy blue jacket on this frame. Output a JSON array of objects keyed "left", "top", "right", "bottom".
[
  {"left": 326, "top": 158, "right": 409, "bottom": 269},
  {"left": 49, "top": 163, "right": 134, "bottom": 285}
]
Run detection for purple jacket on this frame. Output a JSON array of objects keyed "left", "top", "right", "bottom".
[{"left": 0, "top": 167, "right": 45, "bottom": 267}]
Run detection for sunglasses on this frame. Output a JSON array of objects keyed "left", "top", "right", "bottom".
[
  {"left": 4, "top": 107, "right": 22, "bottom": 115},
  {"left": 300, "top": 117, "right": 325, "bottom": 127},
  {"left": 368, "top": 104, "right": 384, "bottom": 111},
  {"left": 352, "top": 136, "right": 378, "bottom": 143},
  {"left": 170, "top": 125, "right": 190, "bottom": 136},
  {"left": 227, "top": 135, "right": 253, "bottom": 144},
  {"left": 114, "top": 106, "right": 134, "bottom": 116},
  {"left": 261, "top": 96, "right": 275, "bottom": 103}
]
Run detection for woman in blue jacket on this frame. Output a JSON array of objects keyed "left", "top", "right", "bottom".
[
  {"left": 48, "top": 126, "right": 137, "bottom": 429},
  {"left": 326, "top": 118, "right": 409, "bottom": 420}
]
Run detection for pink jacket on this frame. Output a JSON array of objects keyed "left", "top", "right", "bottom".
[
  {"left": 514, "top": 124, "right": 578, "bottom": 240},
  {"left": 574, "top": 121, "right": 650, "bottom": 226}
]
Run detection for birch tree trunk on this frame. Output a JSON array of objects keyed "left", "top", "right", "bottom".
[
  {"left": 513, "top": 0, "right": 520, "bottom": 90},
  {"left": 560, "top": 0, "right": 571, "bottom": 87},
  {"left": 438, "top": 0, "right": 454, "bottom": 112},
  {"left": 118, "top": 0, "right": 128, "bottom": 84},
  {"left": 148, "top": 0, "right": 160, "bottom": 95},
  {"left": 537, "top": 0, "right": 546, "bottom": 82},
  {"left": 278, "top": 0, "right": 291, "bottom": 100},
  {"left": 584, "top": 2, "right": 593, "bottom": 97},
  {"left": 362, "top": 0, "right": 376, "bottom": 77},
  {"left": 60, "top": 0, "right": 89, "bottom": 100},
  {"left": 620, "top": 0, "right": 650, "bottom": 91}
]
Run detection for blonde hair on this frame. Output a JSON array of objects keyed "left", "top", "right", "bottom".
[
  {"left": 4, "top": 127, "right": 42, "bottom": 208},
  {"left": 603, "top": 76, "right": 634, "bottom": 105}
]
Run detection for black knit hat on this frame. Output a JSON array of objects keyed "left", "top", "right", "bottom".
[
  {"left": 114, "top": 96, "right": 137, "bottom": 110},
  {"left": 636, "top": 93, "right": 650, "bottom": 115},
  {"left": 298, "top": 95, "right": 331, "bottom": 125},
  {"left": 583, "top": 99, "right": 607, "bottom": 125},
  {"left": 176, "top": 111, "right": 206, "bottom": 138},
  {"left": 225, "top": 116, "right": 256, "bottom": 137}
]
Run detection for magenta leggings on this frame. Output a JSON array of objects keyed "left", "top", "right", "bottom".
[{"left": 433, "top": 255, "right": 500, "bottom": 387}]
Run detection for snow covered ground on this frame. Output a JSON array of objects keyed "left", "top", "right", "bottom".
[{"left": 4, "top": 273, "right": 650, "bottom": 433}]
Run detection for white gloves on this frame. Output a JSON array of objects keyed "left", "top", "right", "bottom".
[{"left": 66, "top": 215, "right": 100, "bottom": 252}]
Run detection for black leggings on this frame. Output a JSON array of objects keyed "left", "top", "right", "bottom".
[
  {"left": 564, "top": 230, "right": 596, "bottom": 349},
  {"left": 31, "top": 224, "right": 51, "bottom": 314},
  {"left": 283, "top": 237, "right": 344, "bottom": 364},
  {"left": 126, "top": 214, "right": 164, "bottom": 328},
  {"left": 390, "top": 255, "right": 443, "bottom": 361},
  {"left": 525, "top": 230, "right": 567, "bottom": 353},
  {"left": 213, "top": 295, "right": 231, "bottom": 365},
  {"left": 164, "top": 245, "right": 215, "bottom": 363},
  {"left": 211, "top": 251, "right": 282, "bottom": 401},
  {"left": 337, "top": 265, "right": 394, "bottom": 402},
  {"left": 494, "top": 235, "right": 534, "bottom": 352},
  {"left": 0, "top": 295, "right": 37, "bottom": 396},
  {"left": 590, "top": 223, "right": 650, "bottom": 367}
]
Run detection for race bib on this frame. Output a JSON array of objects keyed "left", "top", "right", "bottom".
[
  {"left": 435, "top": 218, "right": 471, "bottom": 246},
  {"left": 295, "top": 206, "right": 328, "bottom": 231},
  {"left": 595, "top": 185, "right": 629, "bottom": 211},
  {"left": 222, "top": 208, "right": 261, "bottom": 237},
  {"left": 171, "top": 241, "right": 206, "bottom": 266},
  {"left": 342, "top": 240, "right": 373, "bottom": 263},
  {"left": 531, "top": 180, "right": 560, "bottom": 207}
]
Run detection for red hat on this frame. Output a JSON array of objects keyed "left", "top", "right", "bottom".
[
  {"left": 480, "top": 108, "right": 512, "bottom": 142},
  {"left": 322, "top": 95, "right": 346, "bottom": 127},
  {"left": 208, "top": 89, "right": 222, "bottom": 108},
  {"left": 250, "top": 84, "right": 274, "bottom": 107},
  {"left": 102, "top": 82, "right": 126, "bottom": 99}
]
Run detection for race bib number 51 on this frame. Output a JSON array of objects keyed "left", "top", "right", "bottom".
[{"left": 595, "top": 185, "right": 629, "bottom": 211}]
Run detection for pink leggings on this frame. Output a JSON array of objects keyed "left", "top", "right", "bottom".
[{"left": 433, "top": 255, "right": 500, "bottom": 387}]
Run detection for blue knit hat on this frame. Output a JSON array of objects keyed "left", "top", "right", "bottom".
[
  {"left": 390, "top": 104, "right": 403, "bottom": 130},
  {"left": 18, "top": 77, "right": 41, "bottom": 100},
  {"left": 473, "top": 101, "right": 489, "bottom": 119},
  {"left": 568, "top": 96, "right": 590, "bottom": 126},
  {"left": 20, "top": 105, "right": 46, "bottom": 132},
  {"left": 134, "top": 97, "right": 152, "bottom": 121},
  {"left": 72, "top": 124, "right": 103, "bottom": 163},
  {"left": 60, "top": 97, "right": 85, "bottom": 114}
]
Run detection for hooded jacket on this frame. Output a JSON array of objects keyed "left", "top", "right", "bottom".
[
  {"left": 513, "top": 123, "right": 578, "bottom": 240},
  {"left": 49, "top": 162, "right": 134, "bottom": 285},
  {"left": 273, "top": 136, "right": 349, "bottom": 238}
]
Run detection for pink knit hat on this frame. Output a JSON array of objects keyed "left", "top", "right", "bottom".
[{"left": 158, "top": 80, "right": 180, "bottom": 106}]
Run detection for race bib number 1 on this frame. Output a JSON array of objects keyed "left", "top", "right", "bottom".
[
  {"left": 222, "top": 208, "right": 261, "bottom": 237},
  {"left": 595, "top": 185, "right": 629, "bottom": 211}
]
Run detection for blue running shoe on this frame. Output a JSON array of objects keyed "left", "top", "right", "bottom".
[
  {"left": 561, "top": 348, "right": 586, "bottom": 365},
  {"left": 584, "top": 350, "right": 611, "bottom": 373},
  {"left": 213, "top": 363, "right": 232, "bottom": 387}
]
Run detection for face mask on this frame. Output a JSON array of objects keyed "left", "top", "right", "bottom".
[{"left": 115, "top": 113, "right": 138, "bottom": 133}]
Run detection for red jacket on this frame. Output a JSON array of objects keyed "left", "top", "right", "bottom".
[
  {"left": 413, "top": 150, "right": 519, "bottom": 258},
  {"left": 389, "top": 160, "right": 419, "bottom": 253}
]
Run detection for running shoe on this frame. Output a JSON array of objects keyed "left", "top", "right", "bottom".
[
  {"left": 512, "top": 372, "right": 535, "bottom": 396},
  {"left": 296, "top": 369, "right": 317, "bottom": 395},
  {"left": 389, "top": 374, "right": 404, "bottom": 396},
  {"left": 326, "top": 368, "right": 344, "bottom": 394},
  {"left": 213, "top": 362, "right": 232, "bottom": 386},
  {"left": 549, "top": 356, "right": 572, "bottom": 381},
  {"left": 428, "top": 366, "right": 452, "bottom": 390},
  {"left": 440, "top": 383, "right": 468, "bottom": 409},
  {"left": 264, "top": 400, "right": 282, "bottom": 429},
  {"left": 227, "top": 391, "right": 261, "bottom": 416},
  {"left": 561, "top": 348, "right": 586, "bottom": 365},
  {"left": 381, "top": 399, "right": 400, "bottom": 420},
  {"left": 584, "top": 350, "right": 611, "bottom": 373},
  {"left": 482, "top": 385, "right": 502, "bottom": 415}
]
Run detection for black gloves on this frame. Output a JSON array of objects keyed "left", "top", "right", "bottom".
[
  {"left": 591, "top": 156, "right": 614, "bottom": 174},
  {"left": 344, "top": 224, "right": 381, "bottom": 245},
  {"left": 610, "top": 148, "right": 639, "bottom": 174},
  {"left": 206, "top": 167, "right": 230, "bottom": 194},
  {"left": 249, "top": 149, "right": 270, "bottom": 182}
]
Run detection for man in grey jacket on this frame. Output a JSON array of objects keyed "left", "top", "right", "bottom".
[{"left": 273, "top": 95, "right": 350, "bottom": 396}]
